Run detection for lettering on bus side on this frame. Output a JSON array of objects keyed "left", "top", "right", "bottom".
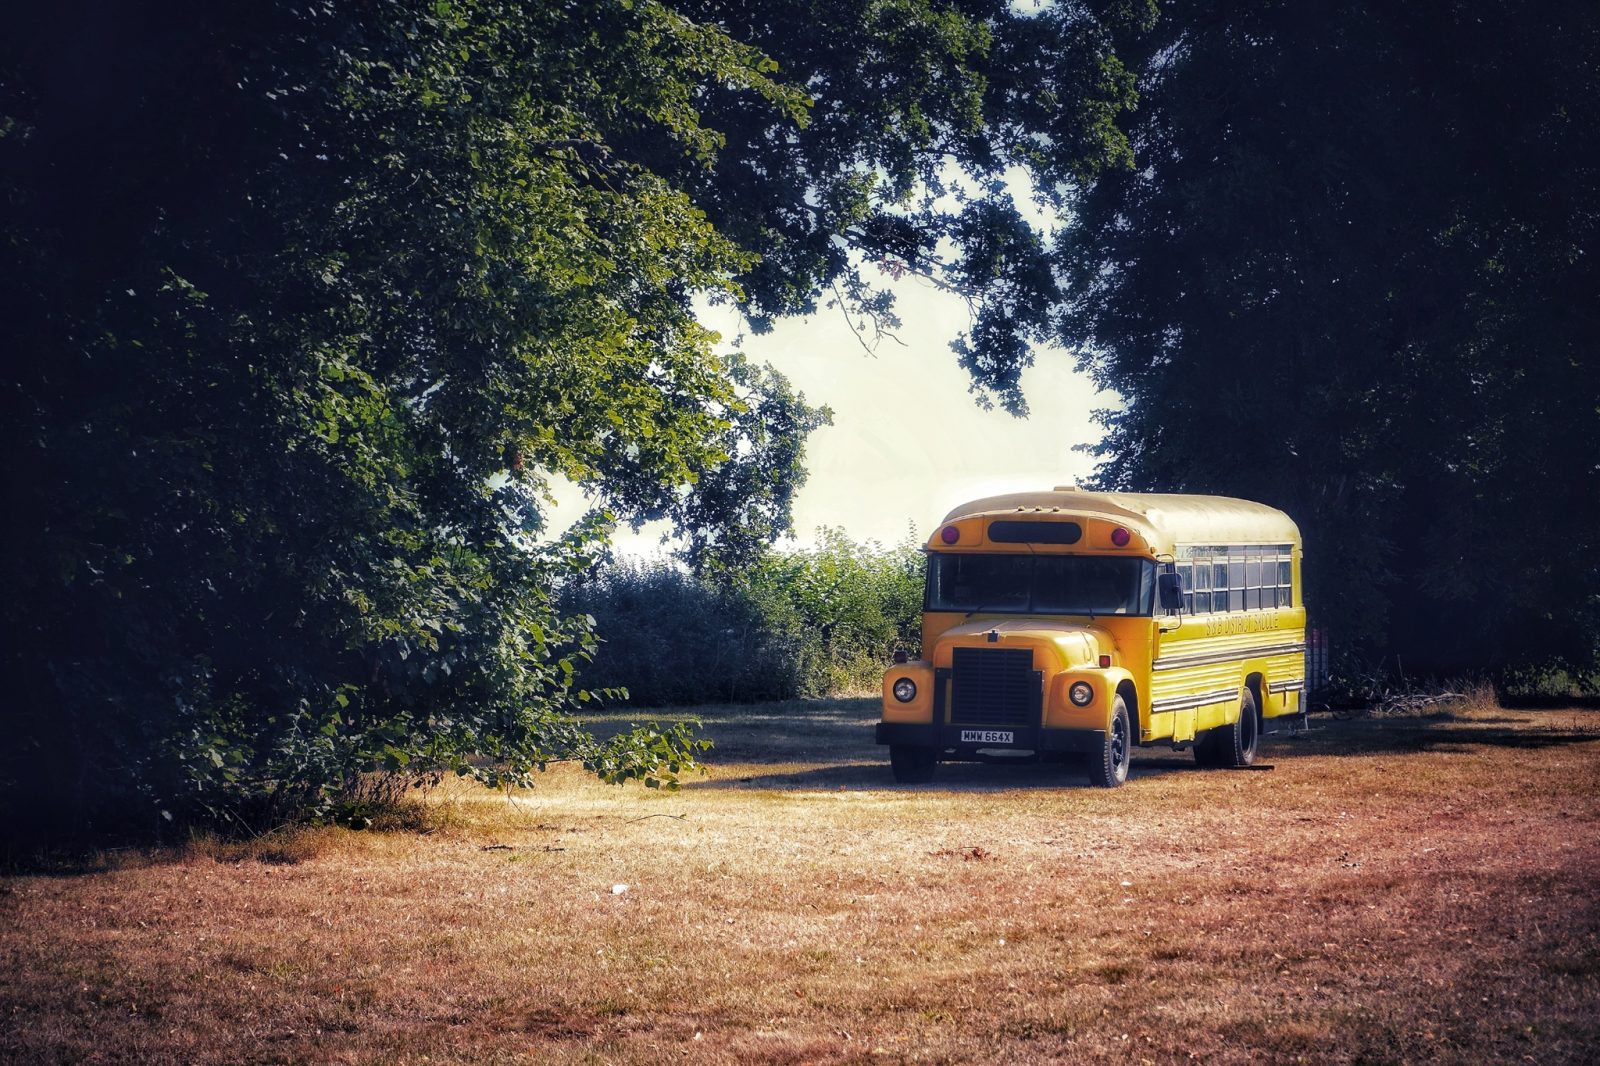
[{"left": 1202, "top": 608, "right": 1281, "bottom": 637}]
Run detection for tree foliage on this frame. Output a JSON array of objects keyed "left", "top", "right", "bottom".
[
  {"left": 0, "top": 0, "right": 1142, "bottom": 838},
  {"left": 1060, "top": 1, "right": 1600, "bottom": 676},
  {"left": 667, "top": 0, "right": 1152, "bottom": 414},
  {"left": 566, "top": 530, "right": 925, "bottom": 705}
]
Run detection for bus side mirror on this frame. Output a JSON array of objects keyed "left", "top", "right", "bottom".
[{"left": 1157, "top": 572, "right": 1184, "bottom": 611}]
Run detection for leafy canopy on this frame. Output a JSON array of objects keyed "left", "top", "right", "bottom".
[
  {"left": 1059, "top": 0, "right": 1600, "bottom": 674},
  {"left": 0, "top": 0, "right": 1144, "bottom": 836}
]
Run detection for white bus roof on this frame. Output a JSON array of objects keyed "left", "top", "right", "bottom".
[{"left": 940, "top": 488, "right": 1300, "bottom": 556}]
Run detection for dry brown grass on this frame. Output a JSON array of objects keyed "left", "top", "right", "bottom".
[{"left": 3, "top": 699, "right": 1598, "bottom": 1064}]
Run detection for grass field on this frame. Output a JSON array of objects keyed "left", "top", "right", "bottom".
[{"left": 3, "top": 698, "right": 1599, "bottom": 1064}]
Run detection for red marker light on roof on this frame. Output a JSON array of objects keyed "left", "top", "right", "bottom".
[
  {"left": 1111, "top": 526, "right": 1131, "bottom": 547},
  {"left": 1099, "top": 654, "right": 1112, "bottom": 668},
  {"left": 940, "top": 525, "right": 960, "bottom": 545}
]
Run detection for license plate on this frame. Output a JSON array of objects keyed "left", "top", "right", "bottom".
[{"left": 960, "top": 729, "right": 1014, "bottom": 745}]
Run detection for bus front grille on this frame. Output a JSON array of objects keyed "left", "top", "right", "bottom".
[{"left": 950, "top": 647, "right": 1038, "bottom": 727}]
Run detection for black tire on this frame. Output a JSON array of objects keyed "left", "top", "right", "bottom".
[
  {"left": 1087, "top": 695, "right": 1132, "bottom": 788},
  {"left": 889, "top": 744, "right": 937, "bottom": 784},
  {"left": 1216, "top": 685, "right": 1261, "bottom": 768}
]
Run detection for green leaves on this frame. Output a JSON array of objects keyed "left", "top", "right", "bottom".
[
  {"left": 0, "top": 0, "right": 796, "bottom": 834},
  {"left": 0, "top": 0, "right": 1152, "bottom": 839},
  {"left": 581, "top": 719, "right": 713, "bottom": 791},
  {"left": 567, "top": 530, "right": 925, "bottom": 705},
  {"left": 1059, "top": 1, "right": 1600, "bottom": 676}
]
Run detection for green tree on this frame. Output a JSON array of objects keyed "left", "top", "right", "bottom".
[
  {"left": 565, "top": 529, "right": 925, "bottom": 704},
  {"left": 669, "top": 0, "right": 1151, "bottom": 414},
  {"left": 748, "top": 528, "right": 925, "bottom": 692},
  {"left": 562, "top": 558, "right": 814, "bottom": 706},
  {"left": 0, "top": 0, "right": 1142, "bottom": 838},
  {"left": 1058, "top": 1, "right": 1600, "bottom": 677}
]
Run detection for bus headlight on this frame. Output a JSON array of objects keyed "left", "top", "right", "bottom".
[
  {"left": 892, "top": 678, "right": 917, "bottom": 703},
  {"left": 1068, "top": 681, "right": 1094, "bottom": 707}
]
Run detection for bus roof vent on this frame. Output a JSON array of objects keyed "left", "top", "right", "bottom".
[{"left": 1053, "top": 484, "right": 1079, "bottom": 492}]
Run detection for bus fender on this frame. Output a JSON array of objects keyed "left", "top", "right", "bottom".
[{"left": 1046, "top": 667, "right": 1135, "bottom": 731}]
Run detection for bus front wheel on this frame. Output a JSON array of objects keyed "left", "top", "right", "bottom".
[
  {"left": 1087, "top": 695, "right": 1132, "bottom": 788},
  {"left": 889, "top": 744, "right": 937, "bottom": 784}
]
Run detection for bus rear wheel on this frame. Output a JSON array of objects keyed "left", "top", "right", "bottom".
[
  {"left": 889, "top": 744, "right": 937, "bottom": 784},
  {"left": 1087, "top": 695, "right": 1132, "bottom": 788},
  {"left": 1216, "top": 685, "right": 1260, "bottom": 768}
]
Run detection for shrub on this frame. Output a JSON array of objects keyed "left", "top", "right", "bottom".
[{"left": 566, "top": 530, "right": 925, "bottom": 705}]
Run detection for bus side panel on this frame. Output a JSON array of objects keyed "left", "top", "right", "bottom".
[
  {"left": 1150, "top": 610, "right": 1306, "bottom": 740},
  {"left": 1260, "top": 643, "right": 1309, "bottom": 719},
  {"left": 1151, "top": 659, "right": 1241, "bottom": 742}
]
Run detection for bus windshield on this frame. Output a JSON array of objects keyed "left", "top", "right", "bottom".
[{"left": 926, "top": 554, "right": 1156, "bottom": 616}]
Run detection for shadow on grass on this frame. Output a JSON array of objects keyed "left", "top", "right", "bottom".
[
  {"left": 1274, "top": 709, "right": 1600, "bottom": 758},
  {"left": 669, "top": 701, "right": 1599, "bottom": 792},
  {"left": 585, "top": 697, "right": 884, "bottom": 766},
  {"left": 1499, "top": 694, "right": 1600, "bottom": 710},
  {"left": 0, "top": 853, "right": 140, "bottom": 878},
  {"left": 691, "top": 755, "right": 1196, "bottom": 793},
  {"left": 0, "top": 823, "right": 352, "bottom": 878}
]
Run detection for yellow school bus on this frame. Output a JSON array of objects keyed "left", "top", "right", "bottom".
[{"left": 877, "top": 488, "right": 1307, "bottom": 786}]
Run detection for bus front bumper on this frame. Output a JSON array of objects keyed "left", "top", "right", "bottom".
[{"left": 875, "top": 722, "right": 1106, "bottom": 756}]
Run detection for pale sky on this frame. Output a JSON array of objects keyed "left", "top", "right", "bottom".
[{"left": 545, "top": 265, "right": 1111, "bottom": 556}]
